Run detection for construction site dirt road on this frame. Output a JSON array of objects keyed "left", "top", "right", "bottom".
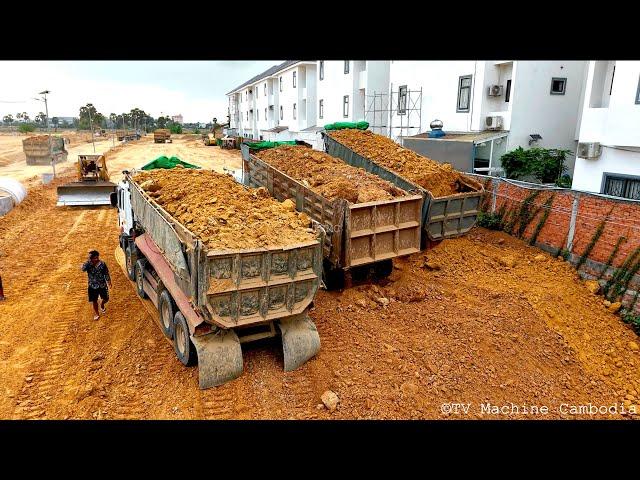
[{"left": 1, "top": 139, "right": 639, "bottom": 419}]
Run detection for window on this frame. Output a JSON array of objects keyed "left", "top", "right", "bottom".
[
  {"left": 319, "top": 61, "right": 324, "bottom": 80},
  {"left": 550, "top": 77, "right": 567, "bottom": 95},
  {"left": 280, "top": 106, "right": 283, "bottom": 120},
  {"left": 505, "top": 79, "right": 512, "bottom": 103},
  {"left": 636, "top": 75, "right": 640, "bottom": 104},
  {"left": 265, "top": 108, "right": 267, "bottom": 121},
  {"left": 246, "top": 112, "right": 248, "bottom": 121},
  {"left": 319, "top": 99, "right": 324, "bottom": 119},
  {"left": 245, "top": 91, "right": 248, "bottom": 101},
  {"left": 264, "top": 83, "right": 267, "bottom": 96},
  {"left": 293, "top": 71, "right": 297, "bottom": 88},
  {"left": 398, "top": 85, "right": 407, "bottom": 115},
  {"left": 602, "top": 173, "right": 640, "bottom": 200},
  {"left": 457, "top": 75, "right": 472, "bottom": 112},
  {"left": 280, "top": 76, "right": 283, "bottom": 92},
  {"left": 344, "top": 61, "right": 350, "bottom": 74},
  {"left": 293, "top": 103, "right": 297, "bottom": 120},
  {"left": 343, "top": 95, "right": 349, "bottom": 117}
]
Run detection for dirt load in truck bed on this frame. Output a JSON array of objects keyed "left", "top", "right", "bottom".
[
  {"left": 134, "top": 167, "right": 316, "bottom": 250},
  {"left": 329, "top": 129, "right": 478, "bottom": 198},
  {"left": 256, "top": 145, "right": 408, "bottom": 204}
]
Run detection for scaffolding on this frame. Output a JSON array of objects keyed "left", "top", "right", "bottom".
[{"left": 364, "top": 85, "right": 422, "bottom": 142}]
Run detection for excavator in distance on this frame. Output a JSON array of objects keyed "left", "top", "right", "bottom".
[{"left": 56, "top": 154, "right": 117, "bottom": 206}]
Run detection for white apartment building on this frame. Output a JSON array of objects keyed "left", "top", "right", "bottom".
[
  {"left": 571, "top": 61, "right": 640, "bottom": 200},
  {"left": 386, "top": 61, "right": 587, "bottom": 174},
  {"left": 171, "top": 114, "right": 183, "bottom": 125},
  {"left": 227, "top": 60, "right": 588, "bottom": 175}
]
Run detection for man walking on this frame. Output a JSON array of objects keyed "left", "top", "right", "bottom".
[{"left": 81, "top": 250, "right": 112, "bottom": 320}]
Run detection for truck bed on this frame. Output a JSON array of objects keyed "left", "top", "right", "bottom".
[
  {"left": 323, "top": 133, "right": 484, "bottom": 242},
  {"left": 127, "top": 172, "right": 323, "bottom": 329},
  {"left": 241, "top": 145, "right": 423, "bottom": 269}
]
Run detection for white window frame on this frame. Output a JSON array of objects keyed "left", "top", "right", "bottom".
[
  {"left": 343, "top": 95, "right": 349, "bottom": 117},
  {"left": 550, "top": 77, "right": 567, "bottom": 95}
]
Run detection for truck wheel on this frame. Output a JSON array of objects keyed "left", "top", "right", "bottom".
[
  {"left": 125, "top": 244, "right": 136, "bottom": 281},
  {"left": 373, "top": 259, "right": 394, "bottom": 278},
  {"left": 158, "top": 290, "right": 176, "bottom": 340},
  {"left": 135, "top": 260, "right": 148, "bottom": 299},
  {"left": 173, "top": 311, "right": 197, "bottom": 366}
]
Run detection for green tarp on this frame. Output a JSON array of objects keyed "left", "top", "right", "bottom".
[
  {"left": 244, "top": 140, "right": 298, "bottom": 151},
  {"left": 324, "top": 121, "right": 369, "bottom": 131},
  {"left": 140, "top": 156, "right": 201, "bottom": 170}
]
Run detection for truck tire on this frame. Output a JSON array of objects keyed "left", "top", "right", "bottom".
[
  {"left": 135, "top": 259, "right": 148, "bottom": 299},
  {"left": 373, "top": 259, "right": 393, "bottom": 278},
  {"left": 125, "top": 244, "right": 136, "bottom": 281},
  {"left": 173, "top": 311, "right": 197, "bottom": 366},
  {"left": 158, "top": 289, "right": 176, "bottom": 340}
]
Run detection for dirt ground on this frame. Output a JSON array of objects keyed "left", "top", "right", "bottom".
[
  {"left": 256, "top": 145, "right": 407, "bottom": 204},
  {"left": 0, "top": 133, "right": 242, "bottom": 191},
  {"left": 1, "top": 139, "right": 639, "bottom": 420}
]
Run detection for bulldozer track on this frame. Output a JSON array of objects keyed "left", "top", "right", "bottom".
[
  {"left": 11, "top": 277, "right": 85, "bottom": 419},
  {"left": 199, "top": 385, "right": 238, "bottom": 420}
]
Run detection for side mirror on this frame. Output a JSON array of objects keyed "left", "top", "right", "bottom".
[{"left": 109, "top": 191, "right": 118, "bottom": 208}]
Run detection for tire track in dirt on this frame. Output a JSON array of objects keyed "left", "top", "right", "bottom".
[{"left": 199, "top": 384, "right": 239, "bottom": 420}]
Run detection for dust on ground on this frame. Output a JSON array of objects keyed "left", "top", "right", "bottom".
[
  {"left": 135, "top": 167, "right": 316, "bottom": 250},
  {"left": 329, "top": 129, "right": 479, "bottom": 198},
  {"left": 1, "top": 139, "right": 639, "bottom": 420},
  {"left": 256, "top": 145, "right": 407, "bottom": 203}
]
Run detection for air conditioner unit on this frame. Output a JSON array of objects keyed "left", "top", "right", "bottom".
[
  {"left": 488, "top": 85, "right": 504, "bottom": 97},
  {"left": 578, "top": 142, "right": 602, "bottom": 159},
  {"left": 485, "top": 115, "right": 503, "bottom": 130}
]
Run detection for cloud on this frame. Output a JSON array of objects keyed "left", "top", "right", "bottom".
[{"left": 0, "top": 61, "right": 277, "bottom": 123}]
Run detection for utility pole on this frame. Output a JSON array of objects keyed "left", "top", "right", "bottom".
[
  {"left": 88, "top": 108, "right": 95, "bottom": 152},
  {"left": 38, "top": 90, "right": 54, "bottom": 178}
]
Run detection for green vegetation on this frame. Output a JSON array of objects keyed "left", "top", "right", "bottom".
[
  {"left": 500, "top": 147, "right": 571, "bottom": 183},
  {"left": 622, "top": 312, "right": 640, "bottom": 336},
  {"left": 528, "top": 194, "right": 555, "bottom": 245},
  {"left": 18, "top": 123, "right": 36, "bottom": 133},
  {"left": 477, "top": 212, "right": 504, "bottom": 230}
]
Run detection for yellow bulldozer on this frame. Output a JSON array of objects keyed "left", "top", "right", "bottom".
[{"left": 56, "top": 154, "right": 117, "bottom": 206}]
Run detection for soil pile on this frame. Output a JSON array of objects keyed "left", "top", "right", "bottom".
[
  {"left": 330, "top": 129, "right": 480, "bottom": 198},
  {"left": 256, "top": 145, "right": 407, "bottom": 204},
  {"left": 133, "top": 167, "right": 316, "bottom": 250}
]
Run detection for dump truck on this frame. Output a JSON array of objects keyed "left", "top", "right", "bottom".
[
  {"left": 116, "top": 130, "right": 140, "bottom": 141},
  {"left": 22, "top": 135, "right": 68, "bottom": 166},
  {"left": 110, "top": 168, "right": 324, "bottom": 388},
  {"left": 241, "top": 143, "right": 423, "bottom": 288},
  {"left": 154, "top": 129, "right": 171, "bottom": 144},
  {"left": 323, "top": 131, "right": 484, "bottom": 245},
  {"left": 57, "top": 154, "right": 117, "bottom": 206}
]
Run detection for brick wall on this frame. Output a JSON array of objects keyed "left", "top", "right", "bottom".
[{"left": 472, "top": 174, "right": 640, "bottom": 315}]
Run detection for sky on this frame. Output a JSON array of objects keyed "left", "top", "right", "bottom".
[{"left": 0, "top": 61, "right": 282, "bottom": 123}]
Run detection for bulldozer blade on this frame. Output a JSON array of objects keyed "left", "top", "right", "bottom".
[
  {"left": 278, "top": 313, "right": 321, "bottom": 372},
  {"left": 191, "top": 329, "right": 244, "bottom": 389},
  {"left": 56, "top": 181, "right": 116, "bottom": 206}
]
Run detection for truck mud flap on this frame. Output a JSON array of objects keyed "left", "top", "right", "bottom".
[
  {"left": 191, "top": 329, "right": 244, "bottom": 389},
  {"left": 278, "top": 313, "right": 321, "bottom": 372}
]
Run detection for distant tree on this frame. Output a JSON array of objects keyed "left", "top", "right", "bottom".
[
  {"left": 21, "top": 112, "right": 30, "bottom": 123},
  {"left": 109, "top": 113, "right": 117, "bottom": 129},
  {"left": 3, "top": 114, "right": 13, "bottom": 125},
  {"left": 16, "top": 112, "right": 23, "bottom": 122},
  {"left": 52, "top": 117, "right": 59, "bottom": 132},
  {"left": 157, "top": 116, "right": 167, "bottom": 129},
  {"left": 35, "top": 112, "right": 47, "bottom": 127},
  {"left": 78, "top": 103, "right": 103, "bottom": 130}
]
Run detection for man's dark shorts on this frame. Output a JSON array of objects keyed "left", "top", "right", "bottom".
[{"left": 88, "top": 286, "right": 109, "bottom": 303}]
